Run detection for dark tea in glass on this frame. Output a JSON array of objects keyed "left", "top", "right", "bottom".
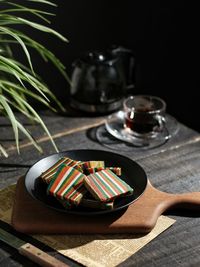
[
  {"left": 123, "top": 95, "right": 166, "bottom": 137},
  {"left": 125, "top": 109, "right": 160, "bottom": 134}
]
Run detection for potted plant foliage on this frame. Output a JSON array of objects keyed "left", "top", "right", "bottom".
[{"left": 0, "top": 0, "right": 68, "bottom": 157}]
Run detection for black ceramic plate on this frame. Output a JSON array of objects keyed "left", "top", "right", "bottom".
[{"left": 25, "top": 149, "right": 148, "bottom": 215}]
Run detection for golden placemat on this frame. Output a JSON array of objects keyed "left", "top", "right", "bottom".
[{"left": 0, "top": 183, "right": 175, "bottom": 267}]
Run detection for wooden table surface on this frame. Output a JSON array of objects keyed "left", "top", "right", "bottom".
[{"left": 1, "top": 110, "right": 200, "bottom": 266}]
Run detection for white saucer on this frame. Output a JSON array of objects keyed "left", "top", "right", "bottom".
[{"left": 103, "top": 110, "right": 179, "bottom": 149}]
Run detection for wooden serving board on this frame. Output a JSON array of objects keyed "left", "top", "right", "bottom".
[{"left": 11, "top": 177, "right": 200, "bottom": 234}]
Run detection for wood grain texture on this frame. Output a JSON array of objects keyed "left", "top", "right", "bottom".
[
  {"left": 11, "top": 178, "right": 200, "bottom": 235},
  {"left": 19, "top": 243, "right": 69, "bottom": 267}
]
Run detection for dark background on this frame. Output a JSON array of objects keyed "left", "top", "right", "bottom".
[{"left": 17, "top": 1, "right": 200, "bottom": 131}]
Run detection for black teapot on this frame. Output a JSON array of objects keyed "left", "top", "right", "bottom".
[{"left": 70, "top": 46, "right": 135, "bottom": 114}]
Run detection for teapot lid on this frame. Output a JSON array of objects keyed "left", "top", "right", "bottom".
[
  {"left": 88, "top": 51, "right": 105, "bottom": 61},
  {"left": 84, "top": 50, "right": 115, "bottom": 64}
]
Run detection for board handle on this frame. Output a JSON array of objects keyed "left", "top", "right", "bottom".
[
  {"left": 150, "top": 183, "right": 200, "bottom": 211},
  {"left": 165, "top": 191, "right": 200, "bottom": 210},
  {"left": 19, "top": 243, "right": 70, "bottom": 267}
]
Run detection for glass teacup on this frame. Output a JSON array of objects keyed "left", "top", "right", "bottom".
[{"left": 123, "top": 95, "right": 166, "bottom": 138}]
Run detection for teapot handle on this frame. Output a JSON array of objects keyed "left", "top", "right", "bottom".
[{"left": 109, "top": 45, "right": 135, "bottom": 93}]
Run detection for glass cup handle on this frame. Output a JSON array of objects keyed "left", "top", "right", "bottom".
[{"left": 154, "top": 115, "right": 166, "bottom": 132}]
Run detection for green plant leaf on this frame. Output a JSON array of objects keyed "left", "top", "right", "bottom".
[
  {"left": 0, "top": 32, "right": 71, "bottom": 85},
  {"left": 0, "top": 95, "right": 19, "bottom": 153},
  {"left": 0, "top": 1, "right": 56, "bottom": 25},
  {"left": 0, "top": 26, "right": 34, "bottom": 73},
  {"left": 27, "top": 0, "right": 57, "bottom": 7},
  {"left": 0, "top": 55, "right": 50, "bottom": 101},
  {"left": 0, "top": 0, "right": 68, "bottom": 156},
  {"left": 5, "top": 89, "right": 59, "bottom": 152},
  {"left": 16, "top": 120, "right": 43, "bottom": 153},
  {"left": 0, "top": 15, "right": 68, "bottom": 42},
  {"left": 0, "top": 144, "right": 8, "bottom": 158},
  {"left": 18, "top": 17, "right": 68, "bottom": 42},
  {"left": 0, "top": 0, "right": 56, "bottom": 6},
  {"left": 0, "top": 80, "right": 56, "bottom": 111}
]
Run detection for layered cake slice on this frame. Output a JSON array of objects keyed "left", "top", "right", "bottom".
[
  {"left": 79, "top": 161, "right": 105, "bottom": 172},
  {"left": 84, "top": 167, "right": 121, "bottom": 176},
  {"left": 47, "top": 164, "right": 87, "bottom": 205},
  {"left": 41, "top": 157, "right": 82, "bottom": 184},
  {"left": 84, "top": 169, "right": 133, "bottom": 202},
  {"left": 81, "top": 192, "right": 114, "bottom": 210}
]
